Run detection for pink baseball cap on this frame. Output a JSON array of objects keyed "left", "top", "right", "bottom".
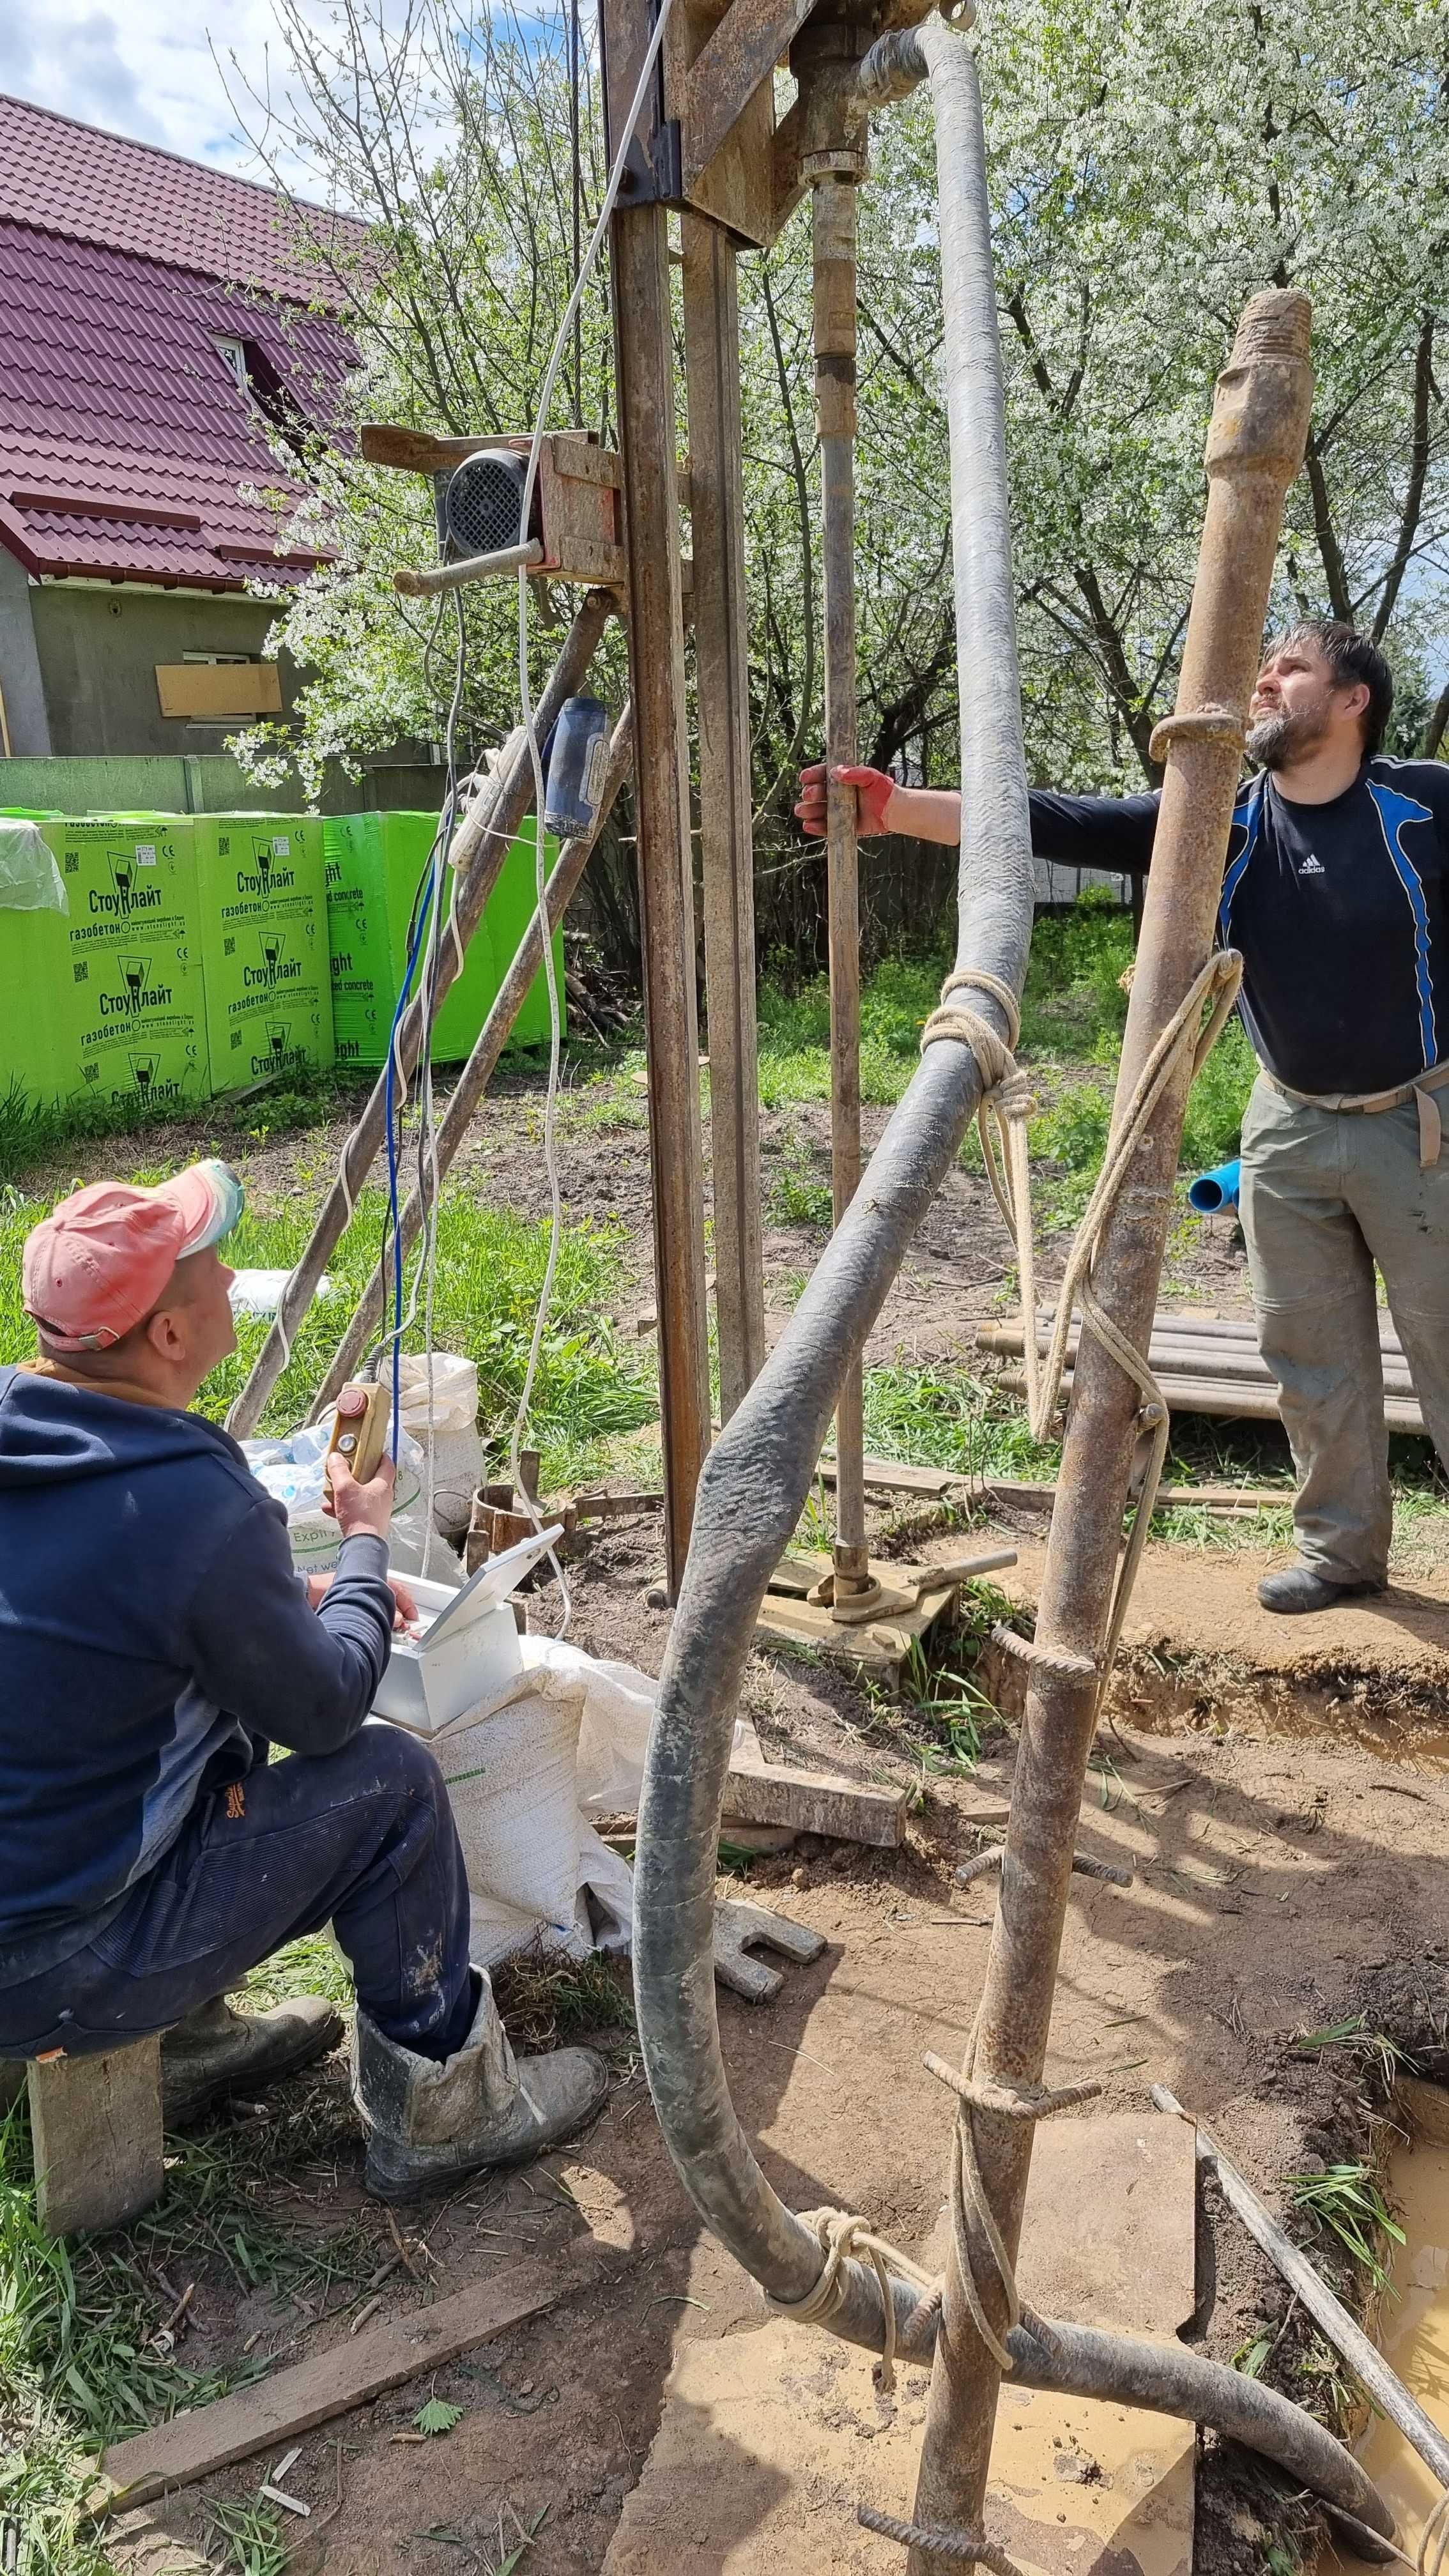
[{"left": 23, "top": 1159, "right": 244, "bottom": 1353}]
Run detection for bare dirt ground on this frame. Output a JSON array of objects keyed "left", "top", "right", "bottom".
[
  {"left": 38, "top": 1060, "right": 1257, "bottom": 1383},
  {"left": 55, "top": 1064, "right": 1449, "bottom": 2575},
  {"left": 113, "top": 1515, "right": 1449, "bottom": 2576}
]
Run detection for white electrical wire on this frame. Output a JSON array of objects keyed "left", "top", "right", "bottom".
[{"left": 505, "top": 0, "right": 682, "bottom": 1628}]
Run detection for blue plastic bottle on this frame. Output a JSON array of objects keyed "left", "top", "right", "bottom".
[{"left": 543, "top": 696, "right": 610, "bottom": 839}]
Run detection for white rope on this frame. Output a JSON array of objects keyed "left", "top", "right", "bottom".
[
  {"left": 502, "top": 0, "right": 682, "bottom": 1636},
  {"left": 924, "top": 948, "right": 1243, "bottom": 1694},
  {"left": 766, "top": 954, "right": 1249, "bottom": 2409},
  {"left": 1418, "top": 2492, "right": 1449, "bottom": 2576}
]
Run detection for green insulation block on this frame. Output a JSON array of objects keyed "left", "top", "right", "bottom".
[
  {"left": 322, "top": 813, "right": 562, "bottom": 1070},
  {"left": 38, "top": 815, "right": 210, "bottom": 1112},
  {"left": 193, "top": 815, "right": 334, "bottom": 1089}
]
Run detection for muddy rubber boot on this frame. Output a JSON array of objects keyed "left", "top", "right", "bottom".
[
  {"left": 1257, "top": 1564, "right": 1385, "bottom": 1615},
  {"left": 162, "top": 1993, "right": 343, "bottom": 2126},
  {"left": 353, "top": 1976, "right": 608, "bottom": 2202}
]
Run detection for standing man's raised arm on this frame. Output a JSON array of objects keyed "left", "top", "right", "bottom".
[{"left": 796, "top": 762, "right": 1160, "bottom": 875}]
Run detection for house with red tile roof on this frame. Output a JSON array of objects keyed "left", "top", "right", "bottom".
[{"left": 0, "top": 93, "right": 365, "bottom": 760}]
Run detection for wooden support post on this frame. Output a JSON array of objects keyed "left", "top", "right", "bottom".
[
  {"left": 682, "top": 217, "right": 766, "bottom": 1424},
  {"left": 905, "top": 291, "right": 1314, "bottom": 2567},
  {"left": 605, "top": 121, "right": 712, "bottom": 1595},
  {"left": 813, "top": 169, "right": 867, "bottom": 1581},
  {"left": 29, "top": 2039, "right": 164, "bottom": 2237}
]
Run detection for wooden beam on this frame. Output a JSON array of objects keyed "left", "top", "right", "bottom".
[
  {"left": 604, "top": 7, "right": 712, "bottom": 1598},
  {"left": 102, "top": 2246, "right": 596, "bottom": 2510},
  {"left": 724, "top": 1755, "right": 907, "bottom": 1847},
  {"left": 682, "top": 219, "right": 766, "bottom": 1423},
  {"left": 682, "top": 0, "right": 815, "bottom": 192},
  {"left": 29, "top": 2039, "right": 164, "bottom": 2237}
]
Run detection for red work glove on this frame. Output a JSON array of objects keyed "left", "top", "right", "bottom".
[{"left": 794, "top": 762, "right": 898, "bottom": 841}]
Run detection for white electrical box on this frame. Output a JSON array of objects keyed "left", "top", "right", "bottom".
[{"left": 371, "top": 1524, "right": 563, "bottom": 1736}]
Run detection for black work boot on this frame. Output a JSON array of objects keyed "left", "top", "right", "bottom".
[
  {"left": 353, "top": 1977, "right": 608, "bottom": 2202},
  {"left": 162, "top": 1993, "right": 344, "bottom": 2125},
  {"left": 1257, "top": 1563, "right": 1385, "bottom": 1616}
]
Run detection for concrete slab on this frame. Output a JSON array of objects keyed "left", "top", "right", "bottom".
[{"left": 604, "top": 2114, "right": 1197, "bottom": 2576}]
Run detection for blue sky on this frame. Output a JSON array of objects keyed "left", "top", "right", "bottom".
[{"left": 0, "top": 2, "right": 307, "bottom": 177}]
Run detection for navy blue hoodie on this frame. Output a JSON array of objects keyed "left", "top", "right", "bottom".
[{"left": 0, "top": 1365, "right": 396, "bottom": 1986}]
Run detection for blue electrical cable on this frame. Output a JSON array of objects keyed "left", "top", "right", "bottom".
[{"left": 382, "top": 878, "right": 438, "bottom": 1456}]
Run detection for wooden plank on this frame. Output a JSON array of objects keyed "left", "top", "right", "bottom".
[
  {"left": 155, "top": 663, "right": 281, "bottom": 719},
  {"left": 817, "top": 1452, "right": 957, "bottom": 1499},
  {"left": 607, "top": 167, "right": 712, "bottom": 1599},
  {"left": 680, "top": 0, "right": 813, "bottom": 194},
  {"left": 29, "top": 2037, "right": 164, "bottom": 2237},
  {"left": 682, "top": 215, "right": 765, "bottom": 1422},
  {"left": 724, "top": 1756, "right": 906, "bottom": 1847},
  {"left": 997, "top": 1365, "right": 1427, "bottom": 1434},
  {"left": 102, "top": 2245, "right": 596, "bottom": 2511}
]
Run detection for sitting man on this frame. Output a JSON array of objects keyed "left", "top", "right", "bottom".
[
  {"left": 0, "top": 1162, "right": 604, "bottom": 2198},
  {"left": 799, "top": 618, "right": 1449, "bottom": 1615}
]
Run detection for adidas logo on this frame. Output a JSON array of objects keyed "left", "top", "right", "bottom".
[{"left": 1298, "top": 854, "right": 1325, "bottom": 875}]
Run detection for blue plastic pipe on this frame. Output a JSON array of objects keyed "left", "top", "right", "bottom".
[{"left": 1188, "top": 1158, "right": 1241, "bottom": 1213}]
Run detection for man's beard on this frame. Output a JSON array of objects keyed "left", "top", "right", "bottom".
[{"left": 1246, "top": 699, "right": 1331, "bottom": 770}]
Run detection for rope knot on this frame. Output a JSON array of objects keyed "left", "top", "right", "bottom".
[{"left": 766, "top": 2206, "right": 933, "bottom": 2394}]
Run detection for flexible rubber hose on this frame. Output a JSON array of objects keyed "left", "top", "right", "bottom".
[
  {"left": 1010, "top": 2317, "right": 1394, "bottom": 2552},
  {"left": 628, "top": 8, "right": 1393, "bottom": 2551},
  {"left": 632, "top": 0, "right": 1032, "bottom": 2358}
]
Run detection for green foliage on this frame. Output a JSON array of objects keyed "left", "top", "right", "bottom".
[
  {"left": 1287, "top": 2163, "right": 1406, "bottom": 2292},
  {"left": 205, "top": 2499, "right": 291, "bottom": 2576},
  {"left": 769, "top": 1137, "right": 834, "bottom": 1229},
  {"left": 413, "top": 2395, "right": 465, "bottom": 2437},
  {"left": 0, "top": 1179, "right": 656, "bottom": 1491},
  {"left": 230, "top": 0, "right": 1449, "bottom": 868},
  {"left": 0, "top": 2033, "right": 375, "bottom": 2576}
]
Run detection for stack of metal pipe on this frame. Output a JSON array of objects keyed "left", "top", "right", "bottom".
[{"left": 977, "top": 1307, "right": 1425, "bottom": 1434}]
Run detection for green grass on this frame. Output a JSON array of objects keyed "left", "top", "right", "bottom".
[
  {"left": 751, "top": 896, "right": 1256, "bottom": 1217},
  {"left": 0, "top": 1067, "right": 377, "bottom": 1192},
  {"left": 1287, "top": 2161, "right": 1406, "bottom": 2294},
  {"left": 0, "top": 1928, "right": 385, "bottom": 2573},
  {"left": 861, "top": 1360, "right": 1059, "bottom": 1483},
  {"left": 0, "top": 1181, "right": 656, "bottom": 1490}
]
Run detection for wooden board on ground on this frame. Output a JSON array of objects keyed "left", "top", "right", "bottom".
[
  {"left": 724, "top": 1756, "right": 906, "bottom": 1848},
  {"left": 100, "top": 2243, "right": 597, "bottom": 2511},
  {"left": 603, "top": 2115, "right": 1195, "bottom": 2576},
  {"left": 29, "top": 2037, "right": 164, "bottom": 2237}
]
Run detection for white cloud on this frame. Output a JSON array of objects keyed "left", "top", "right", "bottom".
[{"left": 0, "top": 0, "right": 321, "bottom": 184}]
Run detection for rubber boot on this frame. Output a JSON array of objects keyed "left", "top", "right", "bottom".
[
  {"left": 162, "top": 1993, "right": 343, "bottom": 2125},
  {"left": 1257, "top": 1564, "right": 1384, "bottom": 1616},
  {"left": 353, "top": 1975, "right": 608, "bottom": 2202}
]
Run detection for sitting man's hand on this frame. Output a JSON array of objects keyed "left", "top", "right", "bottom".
[
  {"left": 794, "top": 762, "right": 898, "bottom": 840},
  {"left": 324, "top": 1446, "right": 396, "bottom": 1545},
  {"left": 307, "top": 1568, "right": 418, "bottom": 1629}
]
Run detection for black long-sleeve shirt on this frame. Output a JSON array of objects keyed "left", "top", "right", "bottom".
[{"left": 1029, "top": 757, "right": 1449, "bottom": 1094}]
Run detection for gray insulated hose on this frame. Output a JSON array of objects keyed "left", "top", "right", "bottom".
[{"left": 629, "top": 6, "right": 1393, "bottom": 2551}]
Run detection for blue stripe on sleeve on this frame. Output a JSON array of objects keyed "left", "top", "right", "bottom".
[
  {"left": 1367, "top": 779, "right": 1439, "bottom": 1069},
  {"left": 1218, "top": 781, "right": 1264, "bottom": 944}
]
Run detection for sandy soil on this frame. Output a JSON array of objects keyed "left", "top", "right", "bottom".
[
  {"left": 112, "top": 1515, "right": 1449, "bottom": 2576},
  {"left": 52, "top": 1064, "right": 1449, "bottom": 2575}
]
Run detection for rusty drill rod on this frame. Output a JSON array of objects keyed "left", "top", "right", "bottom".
[
  {"left": 908, "top": 289, "right": 1315, "bottom": 2566},
  {"left": 305, "top": 707, "right": 634, "bottom": 1420},
  {"left": 226, "top": 586, "right": 615, "bottom": 1439},
  {"left": 813, "top": 172, "right": 868, "bottom": 1581}
]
